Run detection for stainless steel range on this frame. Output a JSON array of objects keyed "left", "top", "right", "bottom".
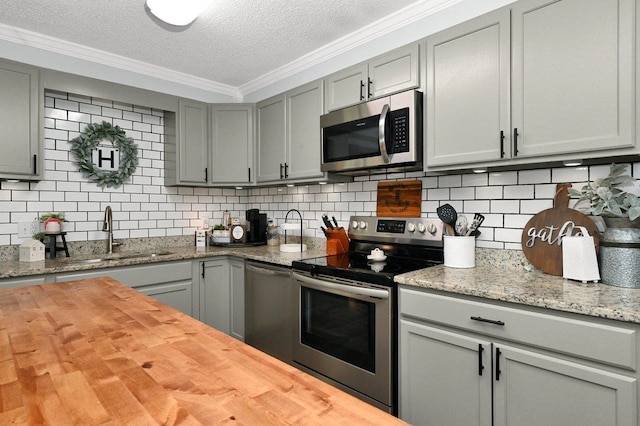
[{"left": 291, "top": 215, "right": 444, "bottom": 415}]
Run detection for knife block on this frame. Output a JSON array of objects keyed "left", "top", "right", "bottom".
[{"left": 326, "top": 228, "right": 349, "bottom": 255}]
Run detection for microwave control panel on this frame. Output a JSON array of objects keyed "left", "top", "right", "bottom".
[{"left": 391, "top": 108, "right": 410, "bottom": 153}]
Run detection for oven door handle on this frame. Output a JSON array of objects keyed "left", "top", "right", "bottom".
[{"left": 292, "top": 272, "right": 389, "bottom": 299}]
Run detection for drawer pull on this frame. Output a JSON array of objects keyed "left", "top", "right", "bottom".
[
  {"left": 471, "top": 316, "right": 505, "bottom": 326},
  {"left": 495, "top": 347, "right": 502, "bottom": 381},
  {"left": 478, "top": 344, "right": 485, "bottom": 376}
]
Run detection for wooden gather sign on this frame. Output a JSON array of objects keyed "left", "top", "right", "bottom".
[{"left": 521, "top": 183, "right": 600, "bottom": 276}]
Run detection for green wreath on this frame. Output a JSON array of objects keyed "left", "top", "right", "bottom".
[{"left": 70, "top": 121, "right": 138, "bottom": 188}]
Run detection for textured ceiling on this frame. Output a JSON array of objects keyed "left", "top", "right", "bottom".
[{"left": 0, "top": 0, "right": 426, "bottom": 89}]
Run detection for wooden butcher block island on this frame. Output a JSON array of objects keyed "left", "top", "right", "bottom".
[{"left": 0, "top": 277, "right": 405, "bottom": 425}]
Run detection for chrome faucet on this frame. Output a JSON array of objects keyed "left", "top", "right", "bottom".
[{"left": 102, "top": 206, "right": 118, "bottom": 254}]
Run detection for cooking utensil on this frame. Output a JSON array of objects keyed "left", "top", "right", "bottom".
[
  {"left": 437, "top": 203, "right": 457, "bottom": 236},
  {"left": 322, "top": 214, "right": 334, "bottom": 230},
  {"left": 465, "top": 213, "right": 485, "bottom": 236},
  {"left": 455, "top": 215, "right": 468, "bottom": 236}
]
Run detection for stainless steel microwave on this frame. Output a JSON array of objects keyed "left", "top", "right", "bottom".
[{"left": 321, "top": 90, "right": 423, "bottom": 175}]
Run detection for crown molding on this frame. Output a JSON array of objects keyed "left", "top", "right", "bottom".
[
  {"left": 238, "top": 0, "right": 461, "bottom": 98},
  {"left": 0, "top": 24, "right": 240, "bottom": 100},
  {"left": 0, "top": 0, "right": 459, "bottom": 102}
]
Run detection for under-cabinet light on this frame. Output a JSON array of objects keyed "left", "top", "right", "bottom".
[{"left": 563, "top": 160, "right": 583, "bottom": 167}]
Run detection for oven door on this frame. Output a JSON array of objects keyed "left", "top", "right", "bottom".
[{"left": 292, "top": 271, "right": 392, "bottom": 408}]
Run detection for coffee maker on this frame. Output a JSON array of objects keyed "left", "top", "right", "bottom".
[{"left": 246, "top": 209, "right": 267, "bottom": 245}]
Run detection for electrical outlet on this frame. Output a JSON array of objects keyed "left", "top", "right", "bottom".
[{"left": 18, "top": 220, "right": 41, "bottom": 238}]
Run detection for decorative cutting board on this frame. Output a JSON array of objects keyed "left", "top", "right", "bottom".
[
  {"left": 376, "top": 180, "right": 422, "bottom": 217},
  {"left": 521, "top": 183, "right": 600, "bottom": 276}
]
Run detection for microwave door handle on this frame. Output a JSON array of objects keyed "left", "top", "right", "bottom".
[{"left": 378, "top": 103, "right": 391, "bottom": 164}]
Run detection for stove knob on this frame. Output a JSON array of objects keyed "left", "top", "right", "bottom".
[
  {"left": 417, "top": 223, "right": 426, "bottom": 233},
  {"left": 407, "top": 223, "right": 416, "bottom": 232},
  {"left": 427, "top": 223, "right": 438, "bottom": 235},
  {"left": 351, "top": 220, "right": 359, "bottom": 229},
  {"left": 359, "top": 221, "right": 367, "bottom": 229}
]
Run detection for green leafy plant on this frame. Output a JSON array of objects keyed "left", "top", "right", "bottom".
[
  {"left": 39, "top": 212, "right": 67, "bottom": 222},
  {"left": 212, "top": 224, "right": 226, "bottom": 230},
  {"left": 569, "top": 163, "right": 640, "bottom": 221}
]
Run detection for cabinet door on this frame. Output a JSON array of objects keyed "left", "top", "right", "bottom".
[
  {"left": 369, "top": 44, "right": 420, "bottom": 99},
  {"left": 229, "top": 258, "right": 244, "bottom": 341},
  {"left": 0, "top": 60, "right": 41, "bottom": 179},
  {"left": 286, "top": 80, "right": 324, "bottom": 180},
  {"left": 256, "top": 94, "right": 286, "bottom": 182},
  {"left": 200, "top": 259, "right": 230, "bottom": 333},
  {"left": 426, "top": 8, "right": 510, "bottom": 167},
  {"left": 399, "top": 319, "right": 492, "bottom": 426},
  {"left": 324, "top": 63, "right": 367, "bottom": 112},
  {"left": 493, "top": 344, "right": 637, "bottom": 426},
  {"left": 178, "top": 99, "right": 209, "bottom": 184},
  {"left": 138, "top": 281, "right": 193, "bottom": 317},
  {"left": 210, "top": 104, "right": 254, "bottom": 184},
  {"left": 511, "top": 0, "right": 635, "bottom": 158}
]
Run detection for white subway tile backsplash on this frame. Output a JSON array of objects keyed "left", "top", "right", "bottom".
[
  {"left": 552, "top": 166, "right": 588, "bottom": 183},
  {"left": 2, "top": 90, "right": 637, "bottom": 255}
]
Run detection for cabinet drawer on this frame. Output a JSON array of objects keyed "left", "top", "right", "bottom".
[
  {"left": 400, "top": 287, "right": 637, "bottom": 370},
  {"left": 56, "top": 261, "right": 192, "bottom": 288}
]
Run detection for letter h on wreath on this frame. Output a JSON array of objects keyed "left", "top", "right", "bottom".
[{"left": 92, "top": 146, "right": 120, "bottom": 171}]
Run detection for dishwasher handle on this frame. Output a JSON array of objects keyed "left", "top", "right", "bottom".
[
  {"left": 292, "top": 272, "right": 389, "bottom": 299},
  {"left": 246, "top": 263, "right": 291, "bottom": 277}
]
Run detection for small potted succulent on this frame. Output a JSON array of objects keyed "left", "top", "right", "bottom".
[
  {"left": 569, "top": 163, "right": 640, "bottom": 223},
  {"left": 39, "top": 212, "right": 67, "bottom": 234}
]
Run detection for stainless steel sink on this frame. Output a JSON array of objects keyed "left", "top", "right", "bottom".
[{"left": 64, "top": 251, "right": 173, "bottom": 265}]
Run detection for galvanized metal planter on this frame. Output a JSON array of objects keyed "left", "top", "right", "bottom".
[{"left": 599, "top": 217, "right": 640, "bottom": 288}]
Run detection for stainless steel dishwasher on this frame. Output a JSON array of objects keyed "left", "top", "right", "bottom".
[{"left": 244, "top": 261, "right": 292, "bottom": 364}]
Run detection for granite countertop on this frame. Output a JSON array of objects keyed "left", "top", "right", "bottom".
[
  {"left": 0, "top": 245, "right": 327, "bottom": 280},
  {"left": 395, "top": 265, "right": 640, "bottom": 324}
]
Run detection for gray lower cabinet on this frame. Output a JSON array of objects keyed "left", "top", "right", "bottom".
[
  {"left": 0, "top": 59, "right": 42, "bottom": 180},
  {"left": 0, "top": 275, "right": 51, "bottom": 290},
  {"left": 54, "top": 261, "right": 194, "bottom": 316},
  {"left": 199, "top": 257, "right": 244, "bottom": 340},
  {"left": 399, "top": 286, "right": 638, "bottom": 426}
]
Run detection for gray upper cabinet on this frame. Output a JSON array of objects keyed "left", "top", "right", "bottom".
[
  {"left": 324, "top": 44, "right": 420, "bottom": 112},
  {"left": 210, "top": 104, "right": 254, "bottom": 185},
  {"left": 425, "top": 0, "right": 637, "bottom": 171},
  {"left": 0, "top": 59, "right": 42, "bottom": 180},
  {"left": 285, "top": 80, "right": 324, "bottom": 181},
  {"left": 426, "top": 8, "right": 510, "bottom": 167},
  {"left": 511, "top": 0, "right": 635, "bottom": 158},
  {"left": 173, "top": 99, "right": 209, "bottom": 185},
  {"left": 166, "top": 100, "right": 254, "bottom": 186},
  {"left": 256, "top": 93, "right": 286, "bottom": 183},
  {"left": 257, "top": 80, "right": 348, "bottom": 185}
]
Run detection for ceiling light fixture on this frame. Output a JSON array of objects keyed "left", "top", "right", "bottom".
[{"left": 146, "top": 0, "right": 213, "bottom": 26}]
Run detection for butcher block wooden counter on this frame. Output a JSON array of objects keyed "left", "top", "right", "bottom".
[{"left": 0, "top": 277, "right": 405, "bottom": 425}]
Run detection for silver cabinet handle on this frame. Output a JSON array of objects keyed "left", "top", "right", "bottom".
[{"left": 246, "top": 263, "right": 291, "bottom": 277}]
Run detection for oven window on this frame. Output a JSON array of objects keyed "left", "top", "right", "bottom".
[
  {"left": 301, "top": 287, "right": 375, "bottom": 372},
  {"left": 323, "top": 115, "right": 381, "bottom": 163}
]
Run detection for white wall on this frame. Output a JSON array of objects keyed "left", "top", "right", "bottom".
[{"left": 1, "top": 90, "right": 637, "bottom": 250}]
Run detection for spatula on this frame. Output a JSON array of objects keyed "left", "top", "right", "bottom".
[
  {"left": 437, "top": 203, "right": 457, "bottom": 236},
  {"left": 465, "top": 213, "right": 485, "bottom": 236}
]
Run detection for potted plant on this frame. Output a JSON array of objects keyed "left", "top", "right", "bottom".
[
  {"left": 569, "top": 163, "right": 640, "bottom": 222},
  {"left": 39, "top": 212, "right": 67, "bottom": 234},
  {"left": 569, "top": 163, "right": 640, "bottom": 287}
]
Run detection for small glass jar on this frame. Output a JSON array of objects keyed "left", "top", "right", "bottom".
[{"left": 266, "top": 222, "right": 279, "bottom": 246}]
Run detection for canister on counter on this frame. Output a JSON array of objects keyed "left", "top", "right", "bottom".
[{"left": 266, "top": 220, "right": 279, "bottom": 246}]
